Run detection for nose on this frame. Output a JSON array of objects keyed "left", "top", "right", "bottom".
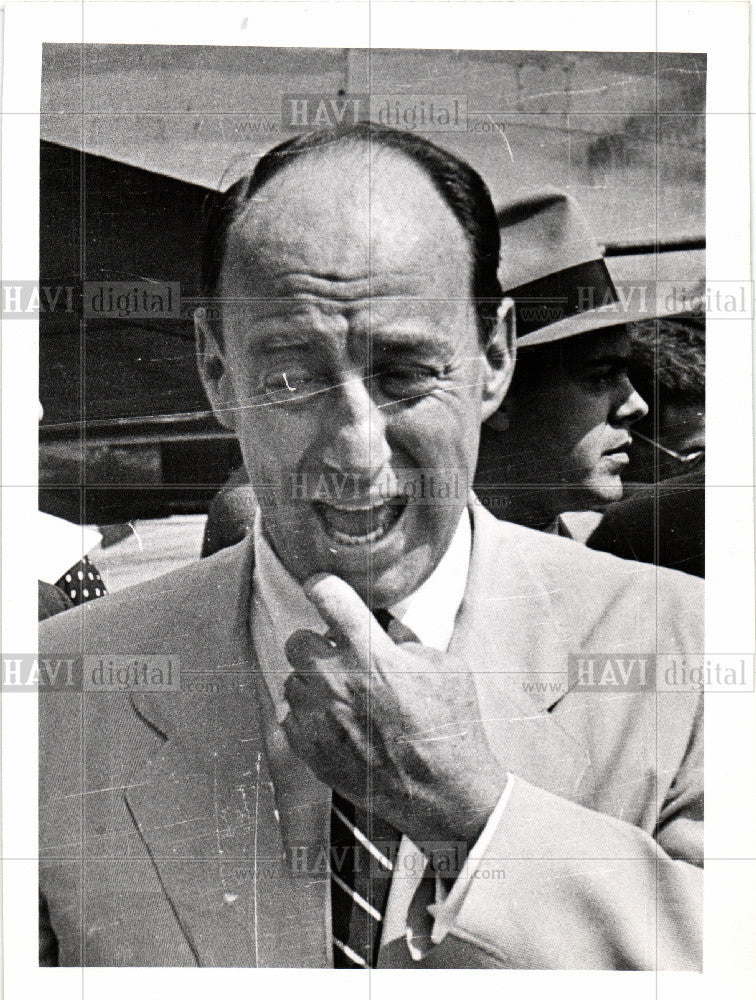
[
  {"left": 320, "top": 375, "right": 391, "bottom": 479},
  {"left": 613, "top": 378, "right": 649, "bottom": 426}
]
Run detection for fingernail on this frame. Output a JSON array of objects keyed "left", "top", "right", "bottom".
[{"left": 324, "top": 628, "right": 346, "bottom": 651}]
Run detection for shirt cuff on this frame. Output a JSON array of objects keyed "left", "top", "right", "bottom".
[{"left": 428, "top": 773, "right": 514, "bottom": 945}]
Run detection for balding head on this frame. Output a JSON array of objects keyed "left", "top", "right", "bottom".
[
  {"left": 202, "top": 123, "right": 504, "bottom": 344},
  {"left": 219, "top": 140, "right": 472, "bottom": 322}
]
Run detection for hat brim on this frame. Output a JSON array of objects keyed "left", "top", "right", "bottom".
[{"left": 516, "top": 296, "right": 702, "bottom": 347}]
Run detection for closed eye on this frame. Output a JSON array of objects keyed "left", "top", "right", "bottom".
[
  {"left": 257, "top": 369, "right": 331, "bottom": 404},
  {"left": 373, "top": 365, "right": 445, "bottom": 400},
  {"left": 255, "top": 363, "right": 447, "bottom": 406}
]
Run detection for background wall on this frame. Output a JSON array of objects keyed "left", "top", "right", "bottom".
[{"left": 41, "top": 44, "right": 705, "bottom": 243}]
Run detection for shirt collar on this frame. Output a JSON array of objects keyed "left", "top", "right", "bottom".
[
  {"left": 552, "top": 510, "right": 604, "bottom": 542},
  {"left": 251, "top": 509, "right": 472, "bottom": 722}
]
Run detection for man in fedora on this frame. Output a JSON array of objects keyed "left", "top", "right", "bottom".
[
  {"left": 587, "top": 307, "right": 706, "bottom": 576},
  {"left": 475, "top": 189, "right": 651, "bottom": 537},
  {"left": 39, "top": 125, "right": 703, "bottom": 970}
]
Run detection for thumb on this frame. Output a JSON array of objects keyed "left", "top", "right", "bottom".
[{"left": 302, "top": 573, "right": 395, "bottom": 657}]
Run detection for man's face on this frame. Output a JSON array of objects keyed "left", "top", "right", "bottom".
[
  {"left": 199, "top": 147, "right": 510, "bottom": 607},
  {"left": 482, "top": 326, "right": 648, "bottom": 516}
]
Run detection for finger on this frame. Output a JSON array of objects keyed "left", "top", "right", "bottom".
[
  {"left": 281, "top": 710, "right": 302, "bottom": 751},
  {"left": 303, "top": 573, "right": 395, "bottom": 658},
  {"left": 284, "top": 627, "right": 341, "bottom": 670},
  {"left": 284, "top": 665, "right": 342, "bottom": 706},
  {"left": 283, "top": 671, "right": 310, "bottom": 710}
]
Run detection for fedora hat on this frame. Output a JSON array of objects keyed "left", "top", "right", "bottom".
[{"left": 497, "top": 188, "right": 695, "bottom": 346}]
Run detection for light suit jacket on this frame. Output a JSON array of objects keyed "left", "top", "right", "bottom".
[{"left": 39, "top": 502, "right": 703, "bottom": 969}]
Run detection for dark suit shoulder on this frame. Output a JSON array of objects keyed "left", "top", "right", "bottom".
[{"left": 38, "top": 580, "right": 73, "bottom": 621}]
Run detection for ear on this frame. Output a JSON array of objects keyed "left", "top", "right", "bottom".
[
  {"left": 480, "top": 297, "right": 516, "bottom": 422},
  {"left": 195, "top": 307, "right": 237, "bottom": 431}
]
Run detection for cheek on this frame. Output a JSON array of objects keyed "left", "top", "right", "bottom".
[
  {"left": 558, "top": 389, "right": 609, "bottom": 445},
  {"left": 235, "top": 409, "right": 314, "bottom": 481},
  {"left": 388, "top": 396, "right": 478, "bottom": 468},
  {"left": 566, "top": 424, "right": 612, "bottom": 477}
]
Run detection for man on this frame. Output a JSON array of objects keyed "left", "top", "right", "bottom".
[
  {"left": 624, "top": 310, "right": 705, "bottom": 484},
  {"left": 475, "top": 190, "right": 650, "bottom": 537},
  {"left": 40, "top": 124, "right": 703, "bottom": 970},
  {"left": 201, "top": 192, "right": 651, "bottom": 554},
  {"left": 587, "top": 311, "right": 705, "bottom": 576}
]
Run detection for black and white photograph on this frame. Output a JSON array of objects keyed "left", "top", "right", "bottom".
[{"left": 1, "top": 2, "right": 754, "bottom": 996}]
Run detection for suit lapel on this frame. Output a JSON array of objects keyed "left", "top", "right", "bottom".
[
  {"left": 126, "top": 538, "right": 331, "bottom": 967},
  {"left": 123, "top": 503, "right": 598, "bottom": 967},
  {"left": 451, "top": 504, "right": 597, "bottom": 804}
]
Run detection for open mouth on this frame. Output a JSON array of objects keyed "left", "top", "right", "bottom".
[{"left": 313, "top": 497, "right": 408, "bottom": 546}]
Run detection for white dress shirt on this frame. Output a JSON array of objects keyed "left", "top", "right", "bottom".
[
  {"left": 549, "top": 509, "right": 604, "bottom": 542},
  {"left": 250, "top": 508, "right": 511, "bottom": 960}
]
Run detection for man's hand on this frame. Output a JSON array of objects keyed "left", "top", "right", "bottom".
[{"left": 281, "top": 573, "right": 508, "bottom": 853}]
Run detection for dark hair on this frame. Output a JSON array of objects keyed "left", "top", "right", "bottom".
[
  {"left": 629, "top": 313, "right": 705, "bottom": 406},
  {"left": 201, "top": 121, "right": 503, "bottom": 343}
]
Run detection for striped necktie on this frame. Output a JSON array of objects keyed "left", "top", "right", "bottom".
[{"left": 330, "top": 607, "right": 405, "bottom": 969}]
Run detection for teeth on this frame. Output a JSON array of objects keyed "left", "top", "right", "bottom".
[
  {"left": 327, "top": 522, "right": 391, "bottom": 546},
  {"left": 314, "top": 498, "right": 406, "bottom": 545}
]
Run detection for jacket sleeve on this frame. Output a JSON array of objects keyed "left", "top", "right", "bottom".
[{"left": 441, "top": 708, "right": 703, "bottom": 971}]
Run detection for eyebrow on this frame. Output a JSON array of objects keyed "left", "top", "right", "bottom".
[
  {"left": 252, "top": 328, "right": 453, "bottom": 358},
  {"left": 255, "top": 334, "right": 314, "bottom": 354},
  {"left": 370, "top": 333, "right": 451, "bottom": 356}
]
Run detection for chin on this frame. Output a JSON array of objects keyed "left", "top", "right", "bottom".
[
  {"left": 590, "top": 477, "right": 625, "bottom": 505},
  {"left": 345, "top": 566, "right": 421, "bottom": 610},
  {"left": 563, "top": 475, "right": 622, "bottom": 514}
]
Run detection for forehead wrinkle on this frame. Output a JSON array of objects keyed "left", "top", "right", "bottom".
[
  {"left": 223, "top": 271, "right": 474, "bottom": 332},
  {"left": 241, "top": 303, "right": 470, "bottom": 365},
  {"left": 222, "top": 294, "right": 460, "bottom": 340},
  {"left": 265, "top": 272, "right": 427, "bottom": 300},
  {"left": 225, "top": 272, "right": 432, "bottom": 309},
  {"left": 245, "top": 303, "right": 351, "bottom": 346}
]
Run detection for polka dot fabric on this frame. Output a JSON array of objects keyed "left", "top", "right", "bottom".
[{"left": 55, "top": 555, "right": 107, "bottom": 605}]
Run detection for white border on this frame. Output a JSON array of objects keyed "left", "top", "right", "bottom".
[{"left": 2, "top": 2, "right": 754, "bottom": 999}]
